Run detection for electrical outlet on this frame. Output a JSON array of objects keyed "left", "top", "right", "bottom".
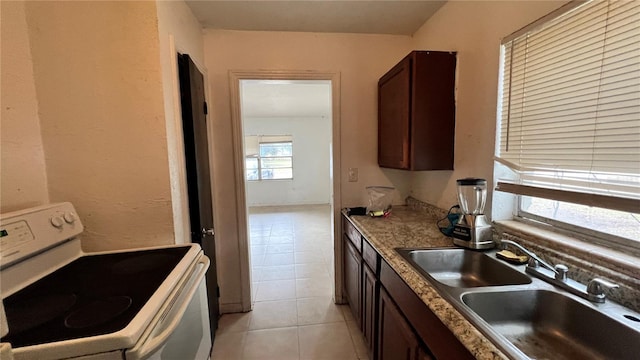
[{"left": 348, "top": 168, "right": 358, "bottom": 182}]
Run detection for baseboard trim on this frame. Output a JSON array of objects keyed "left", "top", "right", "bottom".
[{"left": 220, "top": 303, "right": 246, "bottom": 314}]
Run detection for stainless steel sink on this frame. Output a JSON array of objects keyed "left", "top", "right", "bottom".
[
  {"left": 396, "top": 247, "right": 640, "bottom": 359},
  {"left": 397, "top": 248, "right": 531, "bottom": 287},
  {"left": 461, "top": 290, "right": 640, "bottom": 360}
]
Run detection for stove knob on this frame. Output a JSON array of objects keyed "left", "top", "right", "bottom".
[
  {"left": 50, "top": 216, "right": 64, "bottom": 228},
  {"left": 64, "top": 212, "right": 76, "bottom": 224}
]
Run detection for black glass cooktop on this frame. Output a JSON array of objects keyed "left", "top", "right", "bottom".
[{"left": 1, "top": 246, "right": 190, "bottom": 348}]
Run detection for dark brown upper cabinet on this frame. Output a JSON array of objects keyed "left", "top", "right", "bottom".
[{"left": 378, "top": 51, "right": 456, "bottom": 170}]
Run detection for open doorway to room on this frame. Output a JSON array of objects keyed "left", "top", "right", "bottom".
[
  {"left": 241, "top": 79, "right": 333, "bottom": 305},
  {"left": 228, "top": 72, "right": 342, "bottom": 312}
]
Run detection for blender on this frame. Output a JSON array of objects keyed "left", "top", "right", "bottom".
[{"left": 452, "top": 178, "right": 494, "bottom": 249}]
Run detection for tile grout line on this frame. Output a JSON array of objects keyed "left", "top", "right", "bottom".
[
  {"left": 295, "top": 284, "right": 301, "bottom": 359},
  {"left": 244, "top": 206, "right": 336, "bottom": 359}
]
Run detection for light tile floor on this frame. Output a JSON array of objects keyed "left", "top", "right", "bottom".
[{"left": 211, "top": 205, "right": 368, "bottom": 360}]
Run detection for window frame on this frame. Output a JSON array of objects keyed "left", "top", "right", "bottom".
[
  {"left": 515, "top": 195, "right": 640, "bottom": 253},
  {"left": 245, "top": 139, "right": 293, "bottom": 182}
]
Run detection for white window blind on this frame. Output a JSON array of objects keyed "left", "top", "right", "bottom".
[
  {"left": 496, "top": 0, "right": 640, "bottom": 204},
  {"left": 244, "top": 135, "right": 293, "bottom": 157}
]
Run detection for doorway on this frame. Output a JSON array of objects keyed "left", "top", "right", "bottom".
[{"left": 229, "top": 71, "right": 342, "bottom": 311}]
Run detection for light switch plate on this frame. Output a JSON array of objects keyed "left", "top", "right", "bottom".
[{"left": 348, "top": 168, "right": 358, "bottom": 182}]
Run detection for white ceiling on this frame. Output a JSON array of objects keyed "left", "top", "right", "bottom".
[
  {"left": 186, "top": 1, "right": 446, "bottom": 35},
  {"left": 240, "top": 80, "right": 332, "bottom": 118}
]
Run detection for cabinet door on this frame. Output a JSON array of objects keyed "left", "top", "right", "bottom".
[
  {"left": 378, "top": 287, "right": 419, "bottom": 360},
  {"left": 417, "top": 347, "right": 434, "bottom": 360},
  {"left": 410, "top": 51, "right": 456, "bottom": 171},
  {"left": 378, "top": 57, "right": 411, "bottom": 169},
  {"left": 380, "top": 261, "right": 474, "bottom": 360},
  {"left": 343, "top": 235, "right": 362, "bottom": 325},
  {"left": 362, "top": 264, "right": 378, "bottom": 359}
]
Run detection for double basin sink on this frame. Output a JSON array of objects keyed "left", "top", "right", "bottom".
[{"left": 396, "top": 248, "right": 640, "bottom": 360}]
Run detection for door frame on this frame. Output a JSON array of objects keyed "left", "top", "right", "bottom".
[{"left": 229, "top": 70, "right": 343, "bottom": 311}]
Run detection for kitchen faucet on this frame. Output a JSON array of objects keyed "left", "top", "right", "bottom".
[{"left": 500, "top": 240, "right": 618, "bottom": 303}]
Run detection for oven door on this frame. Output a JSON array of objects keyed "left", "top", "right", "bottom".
[{"left": 126, "top": 256, "right": 211, "bottom": 360}]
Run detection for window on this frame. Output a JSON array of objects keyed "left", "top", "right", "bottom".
[
  {"left": 245, "top": 135, "right": 293, "bottom": 181},
  {"left": 495, "top": 0, "right": 640, "bottom": 248}
]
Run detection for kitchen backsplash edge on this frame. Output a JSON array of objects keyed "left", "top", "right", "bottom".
[{"left": 405, "top": 196, "right": 449, "bottom": 219}]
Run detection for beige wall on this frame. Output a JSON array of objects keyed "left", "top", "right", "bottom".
[
  {"left": 203, "top": 30, "right": 413, "bottom": 309},
  {"left": 1, "top": 0, "right": 206, "bottom": 249},
  {"left": 409, "top": 1, "right": 567, "bottom": 214},
  {"left": 202, "top": 1, "right": 570, "bottom": 310},
  {"left": 0, "top": 1, "right": 50, "bottom": 213},
  {"left": 2, "top": 0, "right": 570, "bottom": 314},
  {"left": 156, "top": 0, "right": 206, "bottom": 245},
  {"left": 24, "top": 1, "right": 174, "bottom": 251}
]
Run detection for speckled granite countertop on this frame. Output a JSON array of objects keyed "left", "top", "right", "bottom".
[{"left": 343, "top": 206, "right": 509, "bottom": 360}]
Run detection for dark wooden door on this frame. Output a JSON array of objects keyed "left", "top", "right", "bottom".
[
  {"left": 378, "top": 286, "right": 419, "bottom": 360},
  {"left": 178, "top": 53, "right": 219, "bottom": 342},
  {"left": 344, "top": 235, "right": 362, "bottom": 326}
]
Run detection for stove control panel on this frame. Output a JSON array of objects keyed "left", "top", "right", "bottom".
[
  {"left": 0, "top": 202, "right": 83, "bottom": 268},
  {"left": 0, "top": 221, "right": 35, "bottom": 255}
]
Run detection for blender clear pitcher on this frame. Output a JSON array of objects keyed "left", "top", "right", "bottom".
[
  {"left": 452, "top": 178, "right": 494, "bottom": 249},
  {"left": 456, "top": 178, "right": 487, "bottom": 215}
]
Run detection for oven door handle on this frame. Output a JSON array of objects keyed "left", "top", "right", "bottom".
[{"left": 126, "top": 255, "right": 210, "bottom": 360}]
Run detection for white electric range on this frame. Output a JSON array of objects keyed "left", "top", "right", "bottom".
[{"left": 0, "top": 202, "right": 212, "bottom": 360}]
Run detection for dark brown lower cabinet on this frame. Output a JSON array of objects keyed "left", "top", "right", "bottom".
[
  {"left": 378, "top": 286, "right": 420, "bottom": 360},
  {"left": 343, "top": 234, "right": 362, "bottom": 325},
  {"left": 343, "top": 215, "right": 471, "bottom": 360},
  {"left": 380, "top": 261, "right": 474, "bottom": 360},
  {"left": 417, "top": 347, "right": 434, "bottom": 360},
  {"left": 362, "top": 263, "right": 378, "bottom": 359}
]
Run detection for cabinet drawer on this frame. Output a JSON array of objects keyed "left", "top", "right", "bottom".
[
  {"left": 343, "top": 218, "right": 362, "bottom": 252},
  {"left": 362, "top": 239, "right": 379, "bottom": 274}
]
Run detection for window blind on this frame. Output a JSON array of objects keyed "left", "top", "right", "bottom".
[
  {"left": 496, "top": 0, "right": 640, "bottom": 203},
  {"left": 244, "top": 135, "right": 292, "bottom": 157}
]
